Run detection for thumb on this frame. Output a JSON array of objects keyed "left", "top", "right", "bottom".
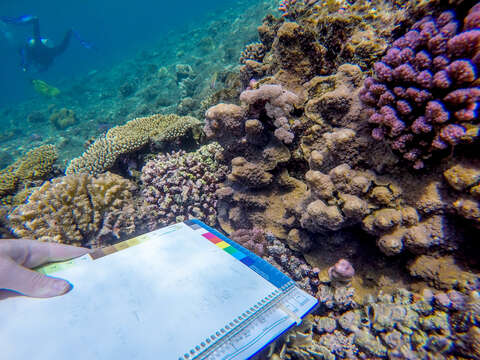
[{"left": 0, "top": 257, "right": 71, "bottom": 298}]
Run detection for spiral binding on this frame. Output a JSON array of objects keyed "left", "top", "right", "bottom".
[{"left": 178, "top": 281, "right": 295, "bottom": 360}]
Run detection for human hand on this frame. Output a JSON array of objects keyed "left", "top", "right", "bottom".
[{"left": 0, "top": 239, "right": 90, "bottom": 298}]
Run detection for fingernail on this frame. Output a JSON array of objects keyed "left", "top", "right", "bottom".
[{"left": 53, "top": 280, "right": 71, "bottom": 294}]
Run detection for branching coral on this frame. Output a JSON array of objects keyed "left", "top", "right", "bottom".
[
  {"left": 239, "top": 42, "right": 266, "bottom": 64},
  {"left": 66, "top": 113, "right": 202, "bottom": 175},
  {"left": 360, "top": 5, "right": 480, "bottom": 169},
  {"left": 8, "top": 172, "right": 137, "bottom": 247},
  {"left": 140, "top": 143, "right": 227, "bottom": 228}
]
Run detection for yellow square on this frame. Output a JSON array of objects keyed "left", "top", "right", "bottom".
[{"left": 216, "top": 241, "right": 229, "bottom": 249}]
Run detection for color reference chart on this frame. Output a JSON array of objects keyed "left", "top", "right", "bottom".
[{"left": 185, "top": 219, "right": 294, "bottom": 291}]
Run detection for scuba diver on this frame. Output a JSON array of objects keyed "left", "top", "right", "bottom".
[{"left": 0, "top": 15, "right": 93, "bottom": 72}]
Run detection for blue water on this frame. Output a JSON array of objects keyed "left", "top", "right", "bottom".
[{"left": 0, "top": 0, "right": 241, "bottom": 106}]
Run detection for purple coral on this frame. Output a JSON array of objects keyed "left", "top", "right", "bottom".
[
  {"left": 231, "top": 228, "right": 268, "bottom": 256},
  {"left": 328, "top": 259, "right": 355, "bottom": 283},
  {"left": 140, "top": 143, "right": 227, "bottom": 228},
  {"left": 360, "top": 5, "right": 480, "bottom": 168}
]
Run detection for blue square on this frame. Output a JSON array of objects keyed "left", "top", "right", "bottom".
[{"left": 241, "top": 257, "right": 254, "bottom": 267}]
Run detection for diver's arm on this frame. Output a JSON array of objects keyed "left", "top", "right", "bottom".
[
  {"left": 31, "top": 17, "right": 40, "bottom": 42},
  {"left": 0, "top": 15, "right": 40, "bottom": 41}
]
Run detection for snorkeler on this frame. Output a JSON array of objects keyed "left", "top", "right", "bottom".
[{"left": 0, "top": 15, "right": 93, "bottom": 72}]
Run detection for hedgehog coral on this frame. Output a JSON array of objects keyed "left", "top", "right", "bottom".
[
  {"left": 140, "top": 143, "right": 227, "bottom": 227},
  {"left": 8, "top": 172, "right": 137, "bottom": 247},
  {"left": 66, "top": 113, "right": 202, "bottom": 175},
  {"left": 360, "top": 6, "right": 480, "bottom": 169}
]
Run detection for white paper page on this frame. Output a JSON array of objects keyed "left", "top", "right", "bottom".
[{"left": 0, "top": 223, "right": 278, "bottom": 360}]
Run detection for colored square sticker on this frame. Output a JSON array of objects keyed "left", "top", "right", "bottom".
[
  {"left": 224, "top": 247, "right": 247, "bottom": 260},
  {"left": 216, "top": 241, "right": 230, "bottom": 249},
  {"left": 203, "top": 232, "right": 222, "bottom": 244},
  {"left": 241, "top": 257, "right": 254, "bottom": 266}
]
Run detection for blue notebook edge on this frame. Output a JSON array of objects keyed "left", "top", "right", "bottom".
[{"left": 185, "top": 219, "right": 319, "bottom": 360}]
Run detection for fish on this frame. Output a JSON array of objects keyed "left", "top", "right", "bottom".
[
  {"left": 210, "top": 72, "right": 218, "bottom": 90},
  {"left": 31, "top": 79, "right": 60, "bottom": 97}
]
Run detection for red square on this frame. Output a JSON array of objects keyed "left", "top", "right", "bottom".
[{"left": 202, "top": 232, "right": 222, "bottom": 244}]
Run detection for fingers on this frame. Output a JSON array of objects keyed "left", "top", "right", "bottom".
[
  {"left": 26, "top": 240, "right": 91, "bottom": 268},
  {"left": 0, "top": 257, "right": 72, "bottom": 298},
  {"left": 0, "top": 239, "right": 91, "bottom": 268}
]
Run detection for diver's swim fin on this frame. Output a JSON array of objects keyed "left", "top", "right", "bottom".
[
  {"left": 72, "top": 30, "right": 96, "bottom": 50},
  {"left": 0, "top": 15, "right": 37, "bottom": 24}
]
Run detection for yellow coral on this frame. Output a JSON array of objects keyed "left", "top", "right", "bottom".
[
  {"left": 14, "top": 145, "right": 58, "bottom": 182},
  {"left": 0, "top": 168, "right": 18, "bottom": 197},
  {"left": 8, "top": 172, "right": 137, "bottom": 247},
  {"left": 66, "top": 113, "right": 202, "bottom": 175},
  {"left": 49, "top": 108, "right": 77, "bottom": 129},
  {"left": 0, "top": 145, "right": 57, "bottom": 198}
]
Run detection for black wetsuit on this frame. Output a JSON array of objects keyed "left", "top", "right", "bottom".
[{"left": 22, "top": 17, "right": 72, "bottom": 72}]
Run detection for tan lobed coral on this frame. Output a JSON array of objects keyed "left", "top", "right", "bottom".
[
  {"left": 66, "top": 113, "right": 202, "bottom": 175},
  {"left": 8, "top": 172, "right": 137, "bottom": 248},
  {"left": 444, "top": 160, "right": 480, "bottom": 227},
  {"left": 49, "top": 108, "right": 78, "bottom": 129},
  {"left": 0, "top": 144, "right": 57, "bottom": 199}
]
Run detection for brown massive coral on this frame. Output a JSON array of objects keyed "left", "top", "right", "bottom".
[
  {"left": 240, "top": 0, "right": 409, "bottom": 87},
  {"left": 8, "top": 172, "right": 138, "bottom": 247}
]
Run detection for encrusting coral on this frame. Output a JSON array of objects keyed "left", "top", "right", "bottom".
[
  {"left": 360, "top": 4, "right": 480, "bottom": 169},
  {"left": 8, "top": 172, "right": 137, "bottom": 247},
  {"left": 66, "top": 113, "right": 202, "bottom": 175}
]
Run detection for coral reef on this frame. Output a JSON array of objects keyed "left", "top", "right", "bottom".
[
  {"left": 328, "top": 259, "right": 355, "bottom": 285},
  {"left": 360, "top": 5, "right": 480, "bottom": 169},
  {"left": 49, "top": 108, "right": 78, "bottom": 130},
  {"left": 243, "top": 0, "right": 409, "bottom": 87},
  {"left": 66, "top": 113, "right": 202, "bottom": 175},
  {"left": 263, "top": 286, "right": 480, "bottom": 360},
  {"left": 231, "top": 228, "right": 319, "bottom": 295},
  {"left": 0, "top": 145, "right": 57, "bottom": 201},
  {"left": 239, "top": 42, "right": 266, "bottom": 64},
  {"left": 140, "top": 143, "right": 227, "bottom": 228},
  {"left": 444, "top": 160, "right": 480, "bottom": 227},
  {"left": 8, "top": 172, "right": 137, "bottom": 247}
]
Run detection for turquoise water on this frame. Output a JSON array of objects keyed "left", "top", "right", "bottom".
[
  {"left": 0, "top": 0, "right": 275, "bottom": 164},
  {"left": 0, "top": 0, "right": 251, "bottom": 105}
]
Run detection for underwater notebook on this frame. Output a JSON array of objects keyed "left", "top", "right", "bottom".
[{"left": 0, "top": 219, "right": 317, "bottom": 360}]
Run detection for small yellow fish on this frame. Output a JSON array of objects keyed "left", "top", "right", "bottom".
[{"left": 31, "top": 79, "right": 60, "bottom": 98}]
